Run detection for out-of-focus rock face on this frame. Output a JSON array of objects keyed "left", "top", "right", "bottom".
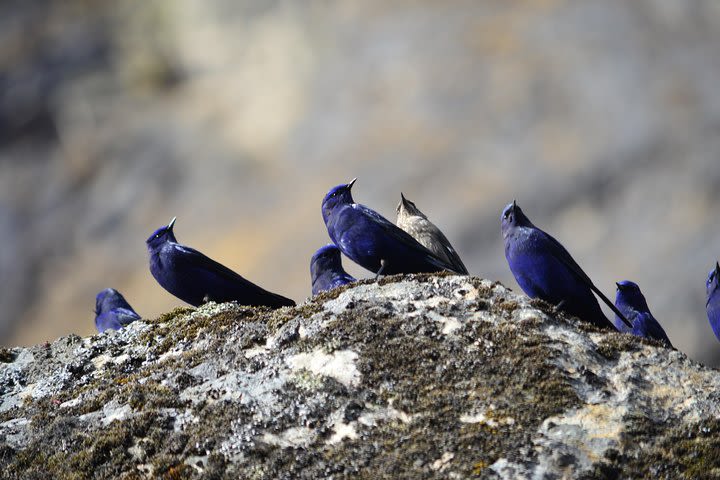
[
  {"left": 1, "top": 275, "right": 719, "bottom": 479},
  {"left": 1, "top": 1, "right": 720, "bottom": 366}
]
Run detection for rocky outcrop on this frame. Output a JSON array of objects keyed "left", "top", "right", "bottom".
[
  {"left": 1, "top": 274, "right": 719, "bottom": 479},
  {"left": 3, "top": 2, "right": 720, "bottom": 367}
]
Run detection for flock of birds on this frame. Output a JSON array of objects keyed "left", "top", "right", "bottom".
[{"left": 94, "top": 178, "right": 720, "bottom": 351}]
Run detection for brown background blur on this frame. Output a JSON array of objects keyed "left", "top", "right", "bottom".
[{"left": 2, "top": 1, "right": 720, "bottom": 366}]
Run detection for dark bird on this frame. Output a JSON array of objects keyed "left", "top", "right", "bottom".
[
  {"left": 322, "top": 179, "right": 465, "bottom": 276},
  {"left": 501, "top": 201, "right": 629, "bottom": 330},
  {"left": 706, "top": 262, "right": 720, "bottom": 341},
  {"left": 614, "top": 281, "right": 673, "bottom": 347},
  {"left": 146, "top": 217, "right": 295, "bottom": 308},
  {"left": 94, "top": 288, "right": 141, "bottom": 333},
  {"left": 395, "top": 193, "right": 468, "bottom": 274},
  {"left": 310, "top": 244, "right": 356, "bottom": 295}
]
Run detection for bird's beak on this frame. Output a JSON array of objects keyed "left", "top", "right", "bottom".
[
  {"left": 347, "top": 178, "right": 357, "bottom": 190},
  {"left": 615, "top": 282, "right": 621, "bottom": 290},
  {"left": 715, "top": 261, "right": 720, "bottom": 276},
  {"left": 512, "top": 199, "right": 517, "bottom": 210},
  {"left": 167, "top": 217, "right": 177, "bottom": 231}
]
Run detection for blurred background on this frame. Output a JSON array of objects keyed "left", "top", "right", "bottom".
[{"left": 1, "top": 0, "right": 720, "bottom": 366}]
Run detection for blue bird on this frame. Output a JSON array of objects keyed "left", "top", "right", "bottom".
[
  {"left": 310, "top": 244, "right": 356, "bottom": 295},
  {"left": 94, "top": 288, "right": 141, "bottom": 333},
  {"left": 322, "top": 179, "right": 465, "bottom": 276},
  {"left": 501, "top": 201, "right": 630, "bottom": 330},
  {"left": 147, "top": 217, "right": 295, "bottom": 308},
  {"left": 706, "top": 262, "right": 720, "bottom": 341},
  {"left": 614, "top": 281, "right": 673, "bottom": 347}
]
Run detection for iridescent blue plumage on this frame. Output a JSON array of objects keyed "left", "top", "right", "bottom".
[
  {"left": 322, "top": 179, "right": 465, "bottom": 276},
  {"left": 310, "top": 244, "right": 356, "bottom": 295},
  {"left": 146, "top": 217, "right": 295, "bottom": 308},
  {"left": 501, "top": 201, "right": 624, "bottom": 330},
  {"left": 94, "top": 288, "right": 140, "bottom": 333},
  {"left": 705, "top": 262, "right": 720, "bottom": 341},
  {"left": 614, "top": 280, "right": 672, "bottom": 347}
]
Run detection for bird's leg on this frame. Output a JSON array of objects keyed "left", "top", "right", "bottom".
[
  {"left": 375, "top": 259, "right": 387, "bottom": 280},
  {"left": 553, "top": 300, "right": 566, "bottom": 314},
  {"left": 202, "top": 294, "right": 211, "bottom": 304}
]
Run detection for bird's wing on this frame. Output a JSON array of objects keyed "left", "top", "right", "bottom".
[
  {"left": 171, "top": 244, "right": 295, "bottom": 306},
  {"left": 543, "top": 233, "right": 594, "bottom": 285},
  {"left": 631, "top": 311, "right": 651, "bottom": 335},
  {"left": 435, "top": 230, "right": 469, "bottom": 275},
  {"left": 351, "top": 204, "right": 463, "bottom": 273},
  {"left": 633, "top": 312, "right": 672, "bottom": 346},
  {"left": 542, "top": 230, "right": 632, "bottom": 329},
  {"left": 113, "top": 308, "right": 141, "bottom": 326},
  {"left": 172, "top": 244, "right": 252, "bottom": 284}
]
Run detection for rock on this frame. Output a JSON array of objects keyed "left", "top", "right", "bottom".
[{"left": 0, "top": 274, "right": 719, "bottom": 478}]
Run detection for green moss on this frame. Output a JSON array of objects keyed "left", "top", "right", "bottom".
[
  {"left": 136, "top": 302, "right": 284, "bottom": 360},
  {"left": 588, "top": 417, "right": 720, "bottom": 478},
  {"left": 266, "top": 303, "right": 314, "bottom": 332},
  {"left": 595, "top": 334, "right": 640, "bottom": 360},
  {"left": 127, "top": 382, "right": 183, "bottom": 410},
  {"left": 289, "top": 369, "right": 327, "bottom": 391},
  {"left": 528, "top": 297, "right": 564, "bottom": 318},
  {"left": 6, "top": 413, "right": 166, "bottom": 478},
  {"left": 6, "top": 448, "right": 48, "bottom": 477},
  {"left": 152, "top": 455, "right": 195, "bottom": 479},
  {"left": 0, "top": 348, "right": 17, "bottom": 363},
  {"left": 147, "top": 306, "right": 196, "bottom": 325}
]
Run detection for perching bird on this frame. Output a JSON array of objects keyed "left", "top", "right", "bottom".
[
  {"left": 706, "top": 262, "right": 720, "bottom": 341},
  {"left": 310, "top": 244, "right": 356, "bottom": 295},
  {"left": 146, "top": 217, "right": 295, "bottom": 308},
  {"left": 614, "top": 281, "right": 673, "bottom": 347},
  {"left": 395, "top": 193, "right": 468, "bottom": 274},
  {"left": 322, "top": 179, "right": 465, "bottom": 276},
  {"left": 501, "top": 201, "right": 629, "bottom": 330},
  {"left": 94, "top": 288, "right": 141, "bottom": 333}
]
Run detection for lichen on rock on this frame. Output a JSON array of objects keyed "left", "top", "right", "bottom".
[{"left": 1, "top": 274, "right": 719, "bottom": 479}]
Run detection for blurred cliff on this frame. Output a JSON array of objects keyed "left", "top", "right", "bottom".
[{"left": 1, "top": 0, "right": 720, "bottom": 365}]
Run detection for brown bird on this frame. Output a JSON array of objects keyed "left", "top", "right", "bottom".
[{"left": 395, "top": 193, "right": 468, "bottom": 274}]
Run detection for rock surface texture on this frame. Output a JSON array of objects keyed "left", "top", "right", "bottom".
[{"left": 1, "top": 274, "right": 719, "bottom": 479}]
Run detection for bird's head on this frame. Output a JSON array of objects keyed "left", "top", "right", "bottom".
[
  {"left": 322, "top": 179, "right": 356, "bottom": 222},
  {"left": 615, "top": 280, "right": 649, "bottom": 311},
  {"left": 310, "top": 244, "right": 343, "bottom": 279},
  {"left": 95, "top": 288, "right": 131, "bottom": 315},
  {"left": 146, "top": 217, "right": 178, "bottom": 250},
  {"left": 396, "top": 193, "right": 424, "bottom": 219},
  {"left": 501, "top": 200, "right": 531, "bottom": 237},
  {"left": 706, "top": 262, "right": 720, "bottom": 300}
]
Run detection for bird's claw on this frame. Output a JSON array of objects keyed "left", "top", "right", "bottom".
[{"left": 375, "top": 260, "right": 387, "bottom": 280}]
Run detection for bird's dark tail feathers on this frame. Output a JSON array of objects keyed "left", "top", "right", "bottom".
[{"left": 553, "top": 254, "right": 632, "bottom": 329}]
